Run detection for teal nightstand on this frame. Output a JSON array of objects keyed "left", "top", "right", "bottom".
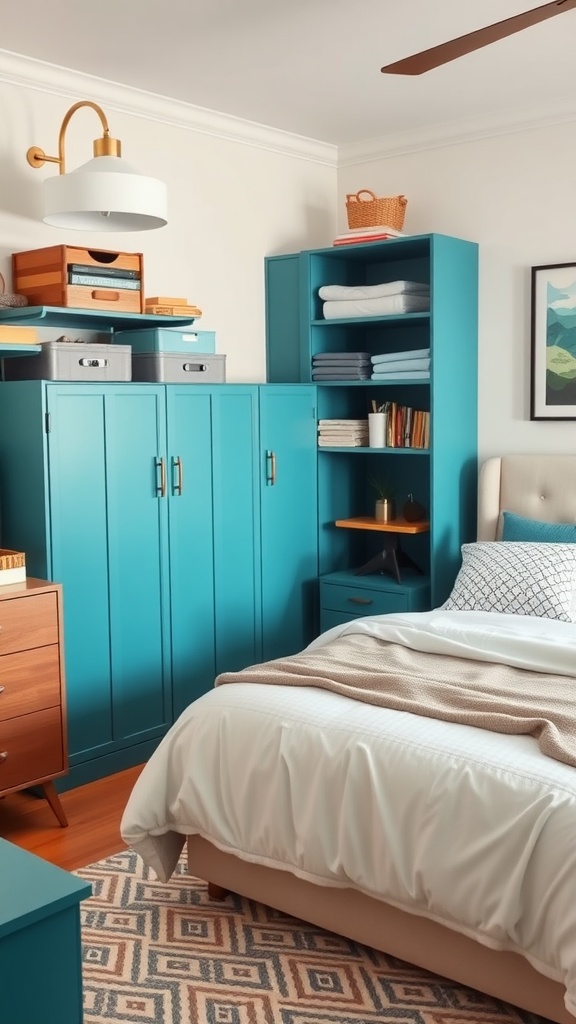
[{"left": 0, "top": 839, "right": 91, "bottom": 1023}]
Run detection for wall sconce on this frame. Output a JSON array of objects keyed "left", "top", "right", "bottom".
[{"left": 26, "top": 100, "right": 168, "bottom": 232}]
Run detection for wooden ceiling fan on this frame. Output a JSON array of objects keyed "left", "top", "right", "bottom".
[{"left": 381, "top": 0, "right": 576, "bottom": 75}]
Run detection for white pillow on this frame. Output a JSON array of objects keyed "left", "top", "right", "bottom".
[{"left": 442, "top": 542, "right": 576, "bottom": 622}]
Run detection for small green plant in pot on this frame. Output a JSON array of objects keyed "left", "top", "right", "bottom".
[{"left": 368, "top": 474, "right": 396, "bottom": 523}]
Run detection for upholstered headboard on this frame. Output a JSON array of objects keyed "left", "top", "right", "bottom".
[{"left": 477, "top": 455, "right": 576, "bottom": 541}]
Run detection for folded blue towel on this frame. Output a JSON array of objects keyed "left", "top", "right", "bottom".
[{"left": 371, "top": 347, "right": 430, "bottom": 365}]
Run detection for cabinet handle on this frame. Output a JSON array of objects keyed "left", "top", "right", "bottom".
[
  {"left": 173, "top": 456, "right": 184, "bottom": 495},
  {"left": 266, "top": 450, "right": 277, "bottom": 486},
  {"left": 155, "top": 457, "right": 166, "bottom": 498},
  {"left": 0, "top": 751, "right": 7, "bottom": 763},
  {"left": 348, "top": 596, "right": 373, "bottom": 605},
  {"left": 0, "top": 686, "right": 4, "bottom": 694}
]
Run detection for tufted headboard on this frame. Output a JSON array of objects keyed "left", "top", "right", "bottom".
[{"left": 477, "top": 455, "right": 576, "bottom": 541}]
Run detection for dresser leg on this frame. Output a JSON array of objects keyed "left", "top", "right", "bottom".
[{"left": 41, "top": 781, "right": 68, "bottom": 828}]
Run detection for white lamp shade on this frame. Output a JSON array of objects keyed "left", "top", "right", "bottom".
[{"left": 42, "top": 155, "right": 168, "bottom": 231}]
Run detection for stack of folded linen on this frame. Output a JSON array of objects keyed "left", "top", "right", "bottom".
[
  {"left": 371, "top": 347, "right": 431, "bottom": 380},
  {"left": 317, "top": 419, "right": 369, "bottom": 447},
  {"left": 319, "top": 280, "right": 430, "bottom": 320},
  {"left": 312, "top": 352, "right": 372, "bottom": 380}
]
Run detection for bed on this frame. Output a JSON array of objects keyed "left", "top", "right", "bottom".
[{"left": 121, "top": 453, "right": 576, "bottom": 1024}]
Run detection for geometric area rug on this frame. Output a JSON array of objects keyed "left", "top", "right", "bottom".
[{"left": 75, "top": 849, "right": 553, "bottom": 1024}]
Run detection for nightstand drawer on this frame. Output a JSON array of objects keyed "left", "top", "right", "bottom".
[
  {"left": 0, "top": 593, "right": 58, "bottom": 655},
  {"left": 0, "top": 706, "right": 64, "bottom": 792},
  {"left": 320, "top": 581, "right": 409, "bottom": 616},
  {"left": 0, "top": 645, "right": 61, "bottom": 721}
]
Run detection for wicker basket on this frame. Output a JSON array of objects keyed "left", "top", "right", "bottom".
[
  {"left": 345, "top": 189, "right": 407, "bottom": 231},
  {"left": 0, "top": 272, "right": 28, "bottom": 308}
]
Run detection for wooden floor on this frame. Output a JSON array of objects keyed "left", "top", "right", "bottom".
[{"left": 0, "top": 765, "right": 144, "bottom": 871}]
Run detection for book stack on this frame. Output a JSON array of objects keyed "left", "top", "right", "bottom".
[
  {"left": 317, "top": 419, "right": 369, "bottom": 447},
  {"left": 68, "top": 263, "right": 141, "bottom": 291},
  {"left": 332, "top": 225, "right": 406, "bottom": 247},
  {"left": 379, "top": 402, "right": 430, "bottom": 449},
  {"left": 312, "top": 352, "right": 372, "bottom": 380},
  {"left": 145, "top": 296, "right": 203, "bottom": 317}
]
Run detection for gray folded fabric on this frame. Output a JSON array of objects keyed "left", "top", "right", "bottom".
[
  {"left": 313, "top": 352, "right": 371, "bottom": 362},
  {"left": 312, "top": 370, "right": 371, "bottom": 380}
]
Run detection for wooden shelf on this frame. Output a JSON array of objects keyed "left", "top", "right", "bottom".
[
  {"left": 334, "top": 516, "right": 430, "bottom": 534},
  {"left": 0, "top": 344, "right": 42, "bottom": 357},
  {"left": 0, "top": 306, "right": 197, "bottom": 332}
]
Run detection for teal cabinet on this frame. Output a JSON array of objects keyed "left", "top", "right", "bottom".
[
  {"left": 259, "top": 385, "right": 318, "bottom": 659},
  {"left": 266, "top": 233, "right": 478, "bottom": 616},
  {"left": 0, "top": 377, "right": 318, "bottom": 786},
  {"left": 0, "top": 838, "right": 91, "bottom": 1024}
]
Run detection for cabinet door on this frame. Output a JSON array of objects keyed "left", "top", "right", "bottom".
[
  {"left": 166, "top": 387, "right": 216, "bottom": 719},
  {"left": 47, "top": 384, "right": 170, "bottom": 764},
  {"left": 259, "top": 385, "right": 318, "bottom": 660},
  {"left": 211, "top": 386, "right": 261, "bottom": 675}
]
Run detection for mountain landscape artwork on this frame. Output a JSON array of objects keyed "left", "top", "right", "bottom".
[{"left": 545, "top": 277, "right": 576, "bottom": 406}]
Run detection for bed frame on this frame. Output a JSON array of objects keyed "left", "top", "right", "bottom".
[{"left": 187, "top": 454, "right": 576, "bottom": 1024}]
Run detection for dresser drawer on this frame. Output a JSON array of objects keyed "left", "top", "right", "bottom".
[
  {"left": 320, "top": 581, "right": 409, "bottom": 617},
  {"left": 0, "top": 706, "right": 64, "bottom": 792},
  {"left": 0, "top": 645, "right": 61, "bottom": 721},
  {"left": 0, "top": 593, "right": 58, "bottom": 655}
]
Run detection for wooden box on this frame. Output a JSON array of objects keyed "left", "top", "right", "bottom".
[{"left": 12, "top": 245, "right": 145, "bottom": 315}]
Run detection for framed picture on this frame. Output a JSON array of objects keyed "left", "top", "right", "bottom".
[{"left": 531, "top": 263, "right": 576, "bottom": 420}]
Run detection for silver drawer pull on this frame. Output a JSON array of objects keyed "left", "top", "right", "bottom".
[
  {"left": 182, "top": 362, "right": 208, "bottom": 373},
  {"left": 348, "top": 596, "right": 373, "bottom": 605},
  {"left": 0, "top": 751, "right": 8, "bottom": 763}
]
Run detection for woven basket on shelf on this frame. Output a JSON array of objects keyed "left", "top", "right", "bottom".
[
  {"left": 345, "top": 189, "right": 407, "bottom": 231},
  {"left": 0, "top": 272, "right": 28, "bottom": 308}
]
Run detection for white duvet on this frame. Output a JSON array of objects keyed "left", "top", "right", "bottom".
[{"left": 121, "top": 609, "right": 576, "bottom": 1018}]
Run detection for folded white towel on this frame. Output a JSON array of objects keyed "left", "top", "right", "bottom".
[
  {"left": 323, "top": 294, "right": 429, "bottom": 319},
  {"left": 371, "top": 347, "right": 430, "bottom": 365},
  {"left": 318, "top": 280, "right": 429, "bottom": 301}
]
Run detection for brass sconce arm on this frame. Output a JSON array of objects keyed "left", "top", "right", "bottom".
[{"left": 27, "top": 100, "right": 121, "bottom": 176}]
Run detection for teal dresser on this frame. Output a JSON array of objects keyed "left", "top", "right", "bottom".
[{"left": 0, "top": 839, "right": 91, "bottom": 1023}]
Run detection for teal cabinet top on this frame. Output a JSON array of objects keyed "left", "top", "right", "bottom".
[{"left": 0, "top": 838, "right": 91, "bottom": 939}]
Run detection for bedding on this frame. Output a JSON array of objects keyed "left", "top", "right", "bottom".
[{"left": 120, "top": 608, "right": 576, "bottom": 1019}]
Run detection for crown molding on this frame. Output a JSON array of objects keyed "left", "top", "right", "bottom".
[
  {"left": 338, "top": 99, "right": 576, "bottom": 166},
  {"left": 0, "top": 49, "right": 337, "bottom": 167}
]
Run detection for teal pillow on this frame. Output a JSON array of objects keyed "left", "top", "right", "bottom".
[{"left": 502, "top": 511, "right": 576, "bottom": 543}]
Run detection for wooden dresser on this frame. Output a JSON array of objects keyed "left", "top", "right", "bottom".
[{"left": 0, "top": 578, "right": 68, "bottom": 826}]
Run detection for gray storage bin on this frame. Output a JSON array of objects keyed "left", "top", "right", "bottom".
[
  {"left": 114, "top": 327, "right": 216, "bottom": 354},
  {"left": 3, "top": 341, "right": 132, "bottom": 382},
  {"left": 131, "top": 352, "right": 226, "bottom": 383}
]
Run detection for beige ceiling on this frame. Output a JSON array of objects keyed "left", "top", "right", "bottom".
[{"left": 2, "top": 0, "right": 576, "bottom": 147}]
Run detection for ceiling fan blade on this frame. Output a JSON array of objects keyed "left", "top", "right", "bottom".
[{"left": 381, "top": 0, "right": 576, "bottom": 75}]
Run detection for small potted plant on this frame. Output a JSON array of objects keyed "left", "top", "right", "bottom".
[{"left": 368, "top": 474, "right": 396, "bottom": 523}]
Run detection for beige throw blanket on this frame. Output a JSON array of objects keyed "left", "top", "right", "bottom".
[{"left": 216, "top": 633, "right": 576, "bottom": 767}]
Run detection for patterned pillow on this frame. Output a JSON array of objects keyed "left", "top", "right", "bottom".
[{"left": 442, "top": 542, "right": 576, "bottom": 621}]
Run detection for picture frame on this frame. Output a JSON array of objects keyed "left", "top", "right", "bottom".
[{"left": 530, "top": 262, "right": 576, "bottom": 420}]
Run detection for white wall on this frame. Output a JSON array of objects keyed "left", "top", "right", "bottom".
[
  {"left": 3, "top": 53, "right": 576, "bottom": 464},
  {"left": 0, "top": 54, "right": 338, "bottom": 382},
  {"left": 338, "top": 124, "right": 576, "bottom": 463}
]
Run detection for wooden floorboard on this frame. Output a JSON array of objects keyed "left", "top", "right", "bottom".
[{"left": 0, "top": 765, "right": 144, "bottom": 871}]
